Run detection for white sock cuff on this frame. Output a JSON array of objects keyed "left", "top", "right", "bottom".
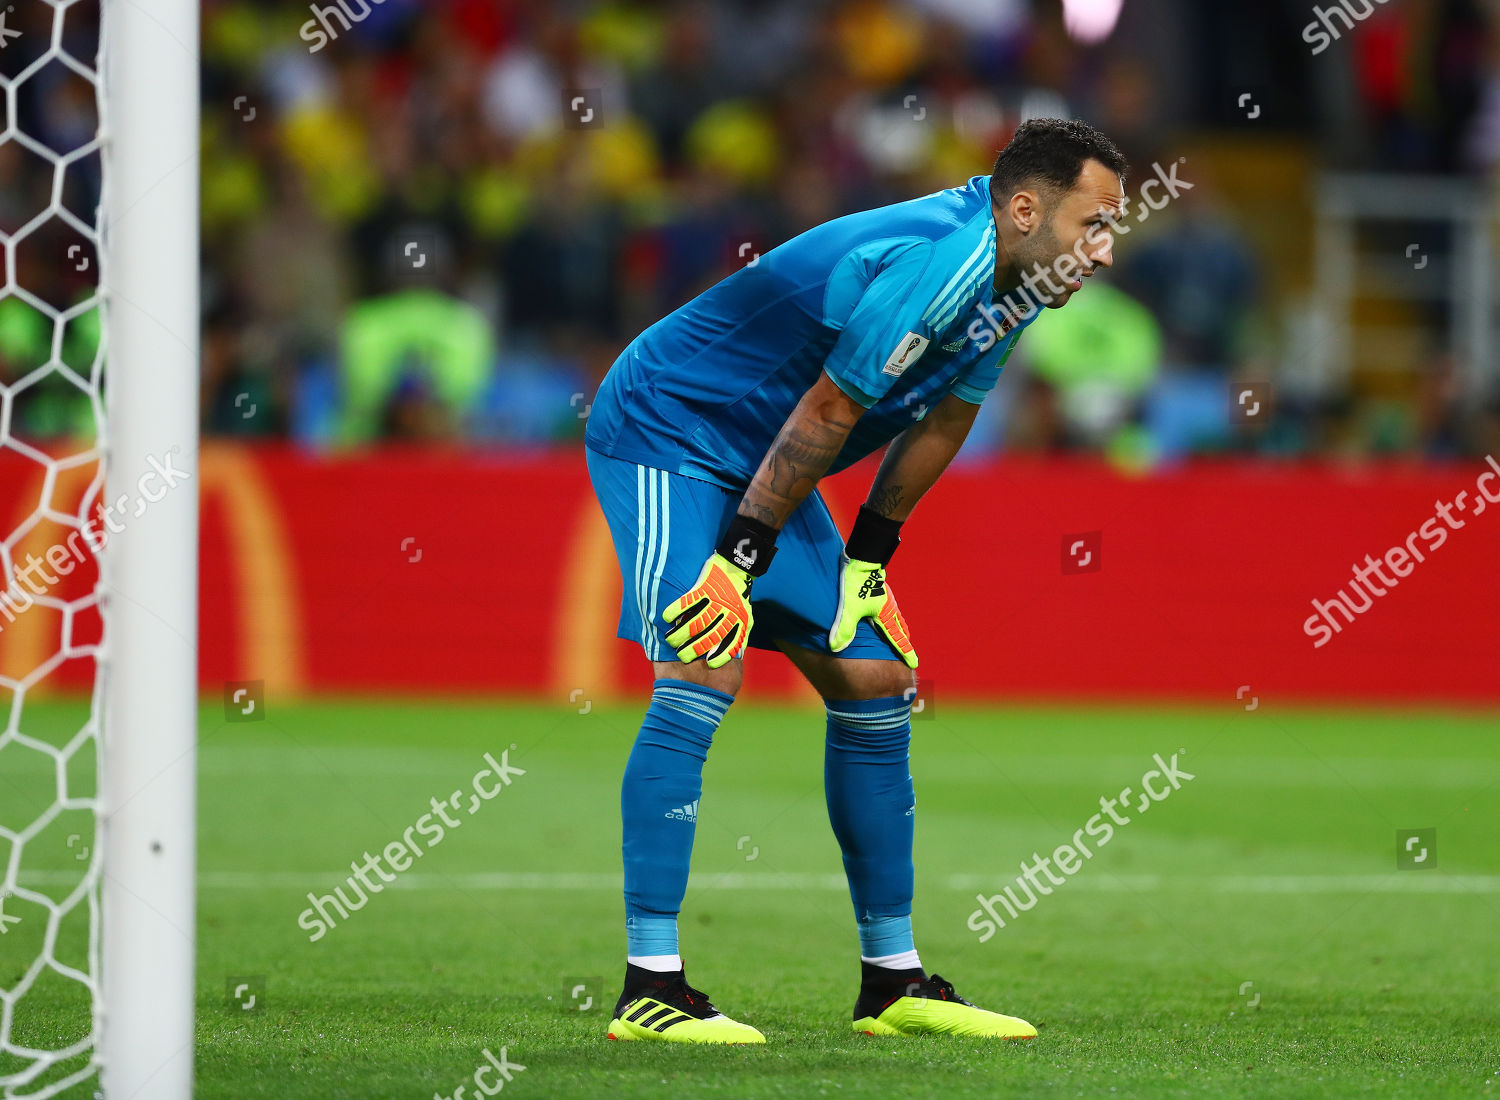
[
  {"left": 627, "top": 953, "right": 683, "bottom": 972},
  {"left": 862, "top": 949, "right": 922, "bottom": 971}
]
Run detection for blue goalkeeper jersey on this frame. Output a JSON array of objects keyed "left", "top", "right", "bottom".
[{"left": 585, "top": 174, "right": 1039, "bottom": 490}]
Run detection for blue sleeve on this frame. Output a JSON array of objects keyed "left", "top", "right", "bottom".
[
  {"left": 820, "top": 238, "right": 939, "bottom": 408},
  {"left": 950, "top": 329, "right": 1023, "bottom": 405}
]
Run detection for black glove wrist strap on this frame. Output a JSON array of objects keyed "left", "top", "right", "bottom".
[
  {"left": 845, "top": 506, "right": 903, "bottom": 566},
  {"left": 717, "top": 514, "right": 779, "bottom": 577}
]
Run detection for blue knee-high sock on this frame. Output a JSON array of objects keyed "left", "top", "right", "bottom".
[
  {"left": 621, "top": 679, "right": 733, "bottom": 960},
  {"left": 824, "top": 697, "right": 916, "bottom": 959}
]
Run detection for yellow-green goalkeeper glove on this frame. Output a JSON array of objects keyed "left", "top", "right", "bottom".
[
  {"left": 662, "top": 516, "right": 779, "bottom": 668},
  {"left": 828, "top": 506, "right": 918, "bottom": 669}
]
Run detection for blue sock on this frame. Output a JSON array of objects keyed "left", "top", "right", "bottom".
[
  {"left": 622, "top": 679, "right": 733, "bottom": 960},
  {"left": 824, "top": 696, "right": 917, "bottom": 959}
]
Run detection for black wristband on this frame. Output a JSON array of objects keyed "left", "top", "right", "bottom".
[
  {"left": 845, "top": 505, "right": 903, "bottom": 565},
  {"left": 716, "top": 514, "right": 779, "bottom": 577}
]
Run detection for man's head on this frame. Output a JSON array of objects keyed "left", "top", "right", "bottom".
[{"left": 990, "top": 118, "right": 1128, "bottom": 308}]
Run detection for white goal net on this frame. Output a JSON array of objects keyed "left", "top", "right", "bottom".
[{"left": 0, "top": 1, "right": 107, "bottom": 1097}]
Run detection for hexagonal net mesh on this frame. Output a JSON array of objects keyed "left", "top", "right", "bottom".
[{"left": 0, "top": 1, "right": 107, "bottom": 1097}]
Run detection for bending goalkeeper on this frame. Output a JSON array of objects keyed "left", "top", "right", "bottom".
[{"left": 586, "top": 119, "right": 1128, "bottom": 1043}]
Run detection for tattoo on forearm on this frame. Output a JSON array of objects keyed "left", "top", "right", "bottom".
[
  {"left": 867, "top": 483, "right": 905, "bottom": 517},
  {"left": 740, "top": 415, "right": 852, "bottom": 530}
]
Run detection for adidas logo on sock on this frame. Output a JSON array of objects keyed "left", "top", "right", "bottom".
[{"left": 664, "top": 800, "right": 698, "bottom": 822}]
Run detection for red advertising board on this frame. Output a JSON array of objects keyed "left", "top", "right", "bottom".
[{"left": 2, "top": 445, "right": 1495, "bottom": 703}]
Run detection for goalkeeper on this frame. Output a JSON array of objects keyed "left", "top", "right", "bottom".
[{"left": 586, "top": 119, "right": 1128, "bottom": 1044}]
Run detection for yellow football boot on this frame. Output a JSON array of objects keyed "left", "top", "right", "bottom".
[
  {"left": 853, "top": 970, "right": 1036, "bottom": 1039},
  {"left": 607, "top": 964, "right": 765, "bottom": 1044}
]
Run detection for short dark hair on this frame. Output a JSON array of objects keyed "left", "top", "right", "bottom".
[{"left": 990, "top": 118, "right": 1128, "bottom": 202}]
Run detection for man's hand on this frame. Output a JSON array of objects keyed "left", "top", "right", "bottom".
[
  {"left": 663, "top": 553, "right": 755, "bottom": 668},
  {"left": 827, "top": 394, "right": 980, "bottom": 670},
  {"left": 829, "top": 555, "right": 918, "bottom": 669}
]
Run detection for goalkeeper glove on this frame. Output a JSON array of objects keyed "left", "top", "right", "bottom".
[
  {"left": 829, "top": 506, "right": 918, "bottom": 669},
  {"left": 663, "top": 516, "right": 778, "bottom": 668}
]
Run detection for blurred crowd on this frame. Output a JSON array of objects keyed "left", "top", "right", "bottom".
[{"left": 3, "top": 0, "right": 1498, "bottom": 462}]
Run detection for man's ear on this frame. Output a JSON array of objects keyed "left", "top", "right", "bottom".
[{"left": 1007, "top": 190, "right": 1042, "bottom": 236}]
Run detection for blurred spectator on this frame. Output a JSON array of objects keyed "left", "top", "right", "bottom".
[
  {"left": 1017, "top": 282, "right": 1163, "bottom": 454},
  {"left": 338, "top": 289, "right": 493, "bottom": 444},
  {"left": 1115, "top": 180, "right": 1260, "bottom": 463},
  {"left": 5, "top": 0, "right": 1468, "bottom": 459},
  {"left": 1117, "top": 205, "right": 1257, "bottom": 370}
]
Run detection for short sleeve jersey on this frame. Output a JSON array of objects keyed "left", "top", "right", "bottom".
[{"left": 585, "top": 175, "right": 1039, "bottom": 490}]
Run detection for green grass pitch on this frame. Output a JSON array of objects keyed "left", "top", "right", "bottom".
[{"left": 5, "top": 697, "right": 1499, "bottom": 1097}]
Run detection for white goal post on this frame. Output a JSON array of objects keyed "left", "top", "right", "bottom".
[
  {"left": 0, "top": 0, "right": 196, "bottom": 1095},
  {"left": 99, "top": 0, "right": 199, "bottom": 1097}
]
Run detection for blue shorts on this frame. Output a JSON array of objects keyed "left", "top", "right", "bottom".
[{"left": 586, "top": 448, "right": 902, "bottom": 663}]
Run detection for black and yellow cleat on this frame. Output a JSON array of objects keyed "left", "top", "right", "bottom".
[
  {"left": 851, "top": 963, "right": 1036, "bottom": 1039},
  {"left": 607, "top": 963, "right": 765, "bottom": 1044}
]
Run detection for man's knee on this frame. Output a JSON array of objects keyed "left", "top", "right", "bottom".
[
  {"left": 651, "top": 656, "right": 743, "bottom": 698},
  {"left": 824, "top": 658, "right": 915, "bottom": 702},
  {"left": 866, "top": 661, "right": 917, "bottom": 702}
]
